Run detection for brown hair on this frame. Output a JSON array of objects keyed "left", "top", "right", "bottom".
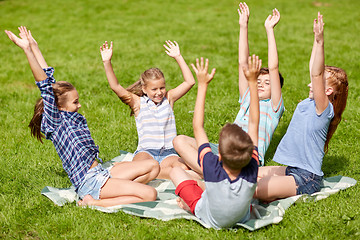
[
  {"left": 324, "top": 66, "right": 348, "bottom": 152},
  {"left": 29, "top": 81, "right": 76, "bottom": 143},
  {"left": 218, "top": 123, "right": 254, "bottom": 170},
  {"left": 125, "top": 68, "right": 165, "bottom": 115},
  {"left": 259, "top": 67, "right": 284, "bottom": 88}
]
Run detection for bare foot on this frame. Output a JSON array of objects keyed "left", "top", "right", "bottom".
[
  {"left": 176, "top": 197, "right": 191, "bottom": 212},
  {"left": 78, "top": 194, "right": 97, "bottom": 206}
]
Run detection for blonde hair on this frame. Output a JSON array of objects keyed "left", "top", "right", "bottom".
[
  {"left": 29, "top": 81, "right": 75, "bottom": 143},
  {"left": 218, "top": 123, "right": 254, "bottom": 170},
  {"left": 324, "top": 66, "right": 348, "bottom": 152},
  {"left": 125, "top": 68, "right": 165, "bottom": 115}
]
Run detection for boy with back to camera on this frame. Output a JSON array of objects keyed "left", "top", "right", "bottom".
[{"left": 170, "top": 55, "right": 261, "bottom": 229}]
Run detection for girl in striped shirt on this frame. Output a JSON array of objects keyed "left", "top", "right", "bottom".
[{"left": 101, "top": 40, "right": 195, "bottom": 179}]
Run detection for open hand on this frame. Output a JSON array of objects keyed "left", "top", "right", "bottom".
[
  {"left": 238, "top": 2, "right": 250, "bottom": 26},
  {"left": 5, "top": 26, "right": 31, "bottom": 50},
  {"left": 164, "top": 40, "right": 180, "bottom": 58},
  {"left": 265, "top": 8, "right": 280, "bottom": 29},
  {"left": 191, "top": 57, "right": 216, "bottom": 85},
  {"left": 242, "top": 54, "right": 262, "bottom": 82},
  {"left": 100, "top": 41, "right": 113, "bottom": 62},
  {"left": 313, "top": 12, "right": 324, "bottom": 43}
]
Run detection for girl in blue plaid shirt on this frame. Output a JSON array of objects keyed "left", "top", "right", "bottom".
[{"left": 5, "top": 26, "right": 159, "bottom": 207}]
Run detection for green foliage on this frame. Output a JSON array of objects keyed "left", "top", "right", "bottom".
[{"left": 1, "top": 0, "right": 359, "bottom": 238}]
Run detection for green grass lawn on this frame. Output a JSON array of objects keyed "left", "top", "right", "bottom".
[{"left": 1, "top": 0, "right": 359, "bottom": 238}]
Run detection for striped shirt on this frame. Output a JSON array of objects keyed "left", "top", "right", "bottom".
[
  {"left": 234, "top": 88, "right": 284, "bottom": 165},
  {"left": 37, "top": 67, "right": 101, "bottom": 191},
  {"left": 135, "top": 96, "right": 177, "bottom": 151}
]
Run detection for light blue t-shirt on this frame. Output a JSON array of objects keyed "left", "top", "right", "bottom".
[
  {"left": 194, "top": 143, "right": 259, "bottom": 229},
  {"left": 273, "top": 98, "right": 334, "bottom": 176},
  {"left": 234, "top": 88, "right": 284, "bottom": 165}
]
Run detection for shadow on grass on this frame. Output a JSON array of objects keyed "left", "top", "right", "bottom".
[{"left": 322, "top": 155, "right": 349, "bottom": 176}]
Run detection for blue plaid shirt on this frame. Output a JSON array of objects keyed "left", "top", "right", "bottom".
[{"left": 37, "top": 67, "right": 101, "bottom": 191}]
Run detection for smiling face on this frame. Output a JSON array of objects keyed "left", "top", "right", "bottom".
[
  {"left": 142, "top": 78, "right": 166, "bottom": 104},
  {"left": 257, "top": 74, "right": 271, "bottom": 100},
  {"left": 59, "top": 89, "right": 81, "bottom": 112}
]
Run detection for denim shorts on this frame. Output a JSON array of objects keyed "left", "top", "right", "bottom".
[
  {"left": 285, "top": 166, "right": 323, "bottom": 195},
  {"left": 134, "top": 148, "right": 178, "bottom": 164},
  {"left": 77, "top": 164, "right": 111, "bottom": 200}
]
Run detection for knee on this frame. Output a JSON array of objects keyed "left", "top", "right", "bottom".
[
  {"left": 172, "top": 135, "right": 187, "bottom": 151},
  {"left": 148, "top": 159, "right": 160, "bottom": 175},
  {"left": 144, "top": 186, "right": 158, "bottom": 201}
]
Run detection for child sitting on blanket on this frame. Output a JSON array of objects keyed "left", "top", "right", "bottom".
[
  {"left": 173, "top": 2, "right": 284, "bottom": 170},
  {"left": 254, "top": 13, "right": 349, "bottom": 202},
  {"left": 5, "top": 26, "right": 159, "bottom": 207},
  {"left": 170, "top": 55, "right": 260, "bottom": 229},
  {"left": 100, "top": 40, "right": 195, "bottom": 179}
]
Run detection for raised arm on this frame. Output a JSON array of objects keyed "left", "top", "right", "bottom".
[
  {"left": 164, "top": 40, "right": 195, "bottom": 106},
  {"left": 311, "top": 12, "right": 329, "bottom": 114},
  {"left": 309, "top": 17, "right": 319, "bottom": 78},
  {"left": 27, "top": 30, "right": 48, "bottom": 68},
  {"left": 100, "top": 41, "right": 139, "bottom": 113},
  {"left": 191, "top": 58, "right": 216, "bottom": 147},
  {"left": 242, "top": 55, "right": 261, "bottom": 146},
  {"left": 264, "top": 8, "right": 282, "bottom": 107},
  {"left": 5, "top": 26, "right": 47, "bottom": 82},
  {"left": 238, "top": 2, "right": 250, "bottom": 98}
]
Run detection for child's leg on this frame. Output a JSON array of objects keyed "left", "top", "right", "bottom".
[
  {"left": 79, "top": 178, "right": 157, "bottom": 207},
  {"left": 158, "top": 156, "right": 190, "bottom": 179},
  {"left": 257, "top": 166, "right": 287, "bottom": 180},
  {"left": 111, "top": 159, "right": 160, "bottom": 184},
  {"left": 173, "top": 135, "right": 201, "bottom": 173},
  {"left": 170, "top": 167, "right": 203, "bottom": 213},
  {"left": 254, "top": 174, "right": 297, "bottom": 202}
]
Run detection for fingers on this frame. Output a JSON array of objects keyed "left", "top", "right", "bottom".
[
  {"left": 244, "top": 2, "right": 249, "bottom": 16},
  {"left": 163, "top": 44, "right": 171, "bottom": 52},
  {"left": 191, "top": 58, "right": 213, "bottom": 75},
  {"left": 196, "top": 58, "right": 200, "bottom": 69},
  {"left": 248, "top": 54, "right": 261, "bottom": 70},
  {"left": 190, "top": 63, "right": 198, "bottom": 74},
  {"left": 4, "top": 30, "right": 15, "bottom": 41},
  {"left": 100, "top": 41, "right": 112, "bottom": 51},
  {"left": 209, "top": 68, "right": 216, "bottom": 79},
  {"left": 238, "top": 2, "right": 249, "bottom": 18},
  {"left": 165, "top": 40, "right": 176, "bottom": 48}
]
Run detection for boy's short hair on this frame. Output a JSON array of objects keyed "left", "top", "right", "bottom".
[
  {"left": 218, "top": 123, "right": 254, "bottom": 170},
  {"left": 260, "top": 67, "right": 284, "bottom": 88}
]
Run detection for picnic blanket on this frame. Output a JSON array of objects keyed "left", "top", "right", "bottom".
[{"left": 41, "top": 151, "right": 357, "bottom": 231}]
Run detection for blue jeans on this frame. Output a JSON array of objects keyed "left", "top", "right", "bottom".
[
  {"left": 77, "top": 164, "right": 110, "bottom": 200},
  {"left": 134, "top": 148, "right": 178, "bottom": 164},
  {"left": 285, "top": 166, "right": 323, "bottom": 195}
]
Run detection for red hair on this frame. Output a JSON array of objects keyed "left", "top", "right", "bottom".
[{"left": 324, "top": 66, "right": 348, "bottom": 152}]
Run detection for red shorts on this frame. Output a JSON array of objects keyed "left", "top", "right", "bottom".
[{"left": 175, "top": 180, "right": 203, "bottom": 214}]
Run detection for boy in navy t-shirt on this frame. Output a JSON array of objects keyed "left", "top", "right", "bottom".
[{"left": 170, "top": 55, "right": 261, "bottom": 229}]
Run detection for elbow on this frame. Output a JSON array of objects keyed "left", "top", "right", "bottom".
[{"left": 268, "top": 66, "right": 279, "bottom": 72}]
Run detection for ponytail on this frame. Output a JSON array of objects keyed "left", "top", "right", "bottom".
[
  {"left": 324, "top": 66, "right": 349, "bottom": 152},
  {"left": 29, "top": 98, "right": 45, "bottom": 143},
  {"left": 29, "top": 81, "right": 75, "bottom": 143}
]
